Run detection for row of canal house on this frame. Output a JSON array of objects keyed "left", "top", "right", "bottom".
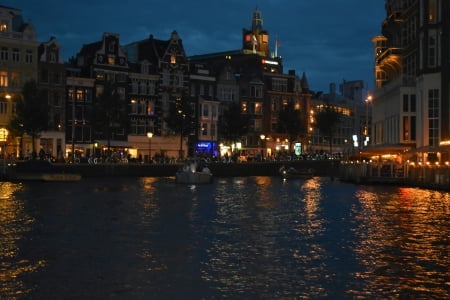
[
  {"left": 356, "top": 0, "right": 450, "bottom": 181},
  {"left": 1, "top": 5, "right": 368, "bottom": 162}
]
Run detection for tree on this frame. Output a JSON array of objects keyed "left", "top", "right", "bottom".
[
  {"left": 9, "top": 79, "right": 49, "bottom": 157},
  {"left": 92, "top": 80, "right": 126, "bottom": 154},
  {"left": 276, "top": 100, "right": 306, "bottom": 150},
  {"left": 218, "top": 101, "right": 249, "bottom": 144},
  {"left": 165, "top": 97, "right": 193, "bottom": 135},
  {"left": 165, "top": 97, "right": 194, "bottom": 158},
  {"left": 314, "top": 104, "right": 342, "bottom": 154}
]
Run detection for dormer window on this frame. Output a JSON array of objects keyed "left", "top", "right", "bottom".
[
  {"left": 170, "top": 55, "right": 176, "bottom": 64},
  {"left": 141, "top": 62, "right": 149, "bottom": 74},
  {"left": 50, "top": 52, "right": 56, "bottom": 63},
  {"left": 108, "top": 41, "right": 116, "bottom": 53}
]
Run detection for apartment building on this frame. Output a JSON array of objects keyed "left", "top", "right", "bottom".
[
  {"left": 370, "top": 0, "right": 450, "bottom": 164},
  {"left": 1, "top": 4, "right": 369, "bottom": 161},
  {"left": 123, "top": 31, "right": 191, "bottom": 159},
  {"left": 37, "top": 37, "right": 66, "bottom": 160},
  {"left": 0, "top": 5, "right": 39, "bottom": 157},
  {"left": 189, "top": 8, "right": 312, "bottom": 158}
]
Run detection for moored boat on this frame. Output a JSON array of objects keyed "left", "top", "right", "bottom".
[
  {"left": 279, "top": 165, "right": 314, "bottom": 179},
  {"left": 175, "top": 161, "right": 213, "bottom": 184},
  {"left": 5, "top": 159, "right": 82, "bottom": 182}
]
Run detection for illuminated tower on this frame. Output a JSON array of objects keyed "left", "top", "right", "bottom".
[{"left": 242, "top": 8, "right": 270, "bottom": 56}]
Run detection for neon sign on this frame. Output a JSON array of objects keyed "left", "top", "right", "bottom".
[{"left": 261, "top": 59, "right": 278, "bottom": 65}]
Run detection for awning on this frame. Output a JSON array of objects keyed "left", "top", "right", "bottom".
[
  {"left": 410, "top": 145, "right": 450, "bottom": 153},
  {"left": 95, "top": 140, "right": 132, "bottom": 148},
  {"left": 359, "top": 143, "right": 414, "bottom": 156}
]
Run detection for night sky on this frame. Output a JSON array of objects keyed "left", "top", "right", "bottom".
[{"left": 3, "top": 0, "right": 385, "bottom": 93}]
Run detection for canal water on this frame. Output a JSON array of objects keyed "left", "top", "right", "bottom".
[{"left": 0, "top": 176, "right": 448, "bottom": 299}]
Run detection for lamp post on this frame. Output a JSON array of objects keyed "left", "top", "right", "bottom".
[
  {"left": 178, "top": 110, "right": 185, "bottom": 160},
  {"left": 365, "top": 95, "right": 372, "bottom": 138},
  {"left": 260, "top": 134, "right": 265, "bottom": 160},
  {"left": 147, "top": 132, "right": 153, "bottom": 163},
  {"left": 0, "top": 127, "right": 8, "bottom": 175}
]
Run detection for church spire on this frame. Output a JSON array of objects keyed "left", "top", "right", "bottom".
[{"left": 251, "top": 7, "right": 263, "bottom": 31}]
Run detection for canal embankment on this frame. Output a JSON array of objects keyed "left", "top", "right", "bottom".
[
  {"left": 56, "top": 159, "right": 341, "bottom": 178},
  {"left": 339, "top": 161, "right": 450, "bottom": 191}
]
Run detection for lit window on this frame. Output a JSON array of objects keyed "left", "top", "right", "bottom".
[
  {"left": 170, "top": 55, "right": 176, "bottom": 64},
  {"left": 0, "top": 71, "right": 8, "bottom": 87},
  {"left": 255, "top": 102, "right": 262, "bottom": 115},
  {"left": 96, "top": 72, "right": 104, "bottom": 80},
  {"left": 241, "top": 101, "right": 247, "bottom": 113},
  {"left": 0, "top": 21, "right": 7, "bottom": 32}
]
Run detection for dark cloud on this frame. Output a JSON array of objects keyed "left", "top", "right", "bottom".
[{"left": 4, "top": 0, "right": 385, "bottom": 92}]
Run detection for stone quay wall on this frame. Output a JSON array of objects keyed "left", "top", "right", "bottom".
[
  {"left": 57, "top": 160, "right": 341, "bottom": 178},
  {"left": 339, "top": 161, "right": 450, "bottom": 190}
]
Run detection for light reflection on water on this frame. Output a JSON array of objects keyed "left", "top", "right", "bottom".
[
  {"left": 352, "top": 187, "right": 450, "bottom": 299},
  {"left": 0, "top": 177, "right": 449, "bottom": 299},
  {"left": 0, "top": 182, "right": 45, "bottom": 299}
]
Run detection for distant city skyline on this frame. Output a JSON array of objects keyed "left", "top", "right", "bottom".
[{"left": 3, "top": 0, "right": 385, "bottom": 93}]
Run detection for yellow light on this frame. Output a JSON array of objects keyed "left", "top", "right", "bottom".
[{"left": 0, "top": 127, "right": 8, "bottom": 142}]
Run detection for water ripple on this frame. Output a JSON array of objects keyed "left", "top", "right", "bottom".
[{"left": 1, "top": 177, "right": 448, "bottom": 299}]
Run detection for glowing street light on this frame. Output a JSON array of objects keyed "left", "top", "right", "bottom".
[
  {"left": 365, "top": 95, "right": 372, "bottom": 138},
  {"left": 260, "top": 134, "right": 265, "bottom": 159},
  {"left": 0, "top": 128, "right": 8, "bottom": 173},
  {"left": 147, "top": 132, "right": 153, "bottom": 163}
]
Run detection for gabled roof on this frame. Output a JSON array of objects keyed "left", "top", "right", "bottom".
[
  {"left": 123, "top": 31, "right": 187, "bottom": 67},
  {"left": 78, "top": 41, "right": 102, "bottom": 56}
]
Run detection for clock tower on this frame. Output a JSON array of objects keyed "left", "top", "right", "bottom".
[{"left": 242, "top": 8, "right": 270, "bottom": 56}]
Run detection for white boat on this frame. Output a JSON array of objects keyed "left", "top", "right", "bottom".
[{"left": 175, "top": 162, "right": 213, "bottom": 184}]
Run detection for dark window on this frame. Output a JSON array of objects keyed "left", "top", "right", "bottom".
[
  {"left": 410, "top": 116, "right": 416, "bottom": 140},
  {"left": 410, "top": 94, "right": 416, "bottom": 112},
  {"left": 403, "top": 94, "right": 409, "bottom": 112}
]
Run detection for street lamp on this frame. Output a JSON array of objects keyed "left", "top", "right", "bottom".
[
  {"left": 0, "top": 127, "right": 8, "bottom": 174},
  {"left": 147, "top": 132, "right": 153, "bottom": 163},
  {"left": 178, "top": 109, "right": 185, "bottom": 159},
  {"left": 365, "top": 95, "right": 372, "bottom": 137},
  {"left": 0, "top": 127, "right": 8, "bottom": 153},
  {"left": 260, "top": 134, "right": 265, "bottom": 160}
]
